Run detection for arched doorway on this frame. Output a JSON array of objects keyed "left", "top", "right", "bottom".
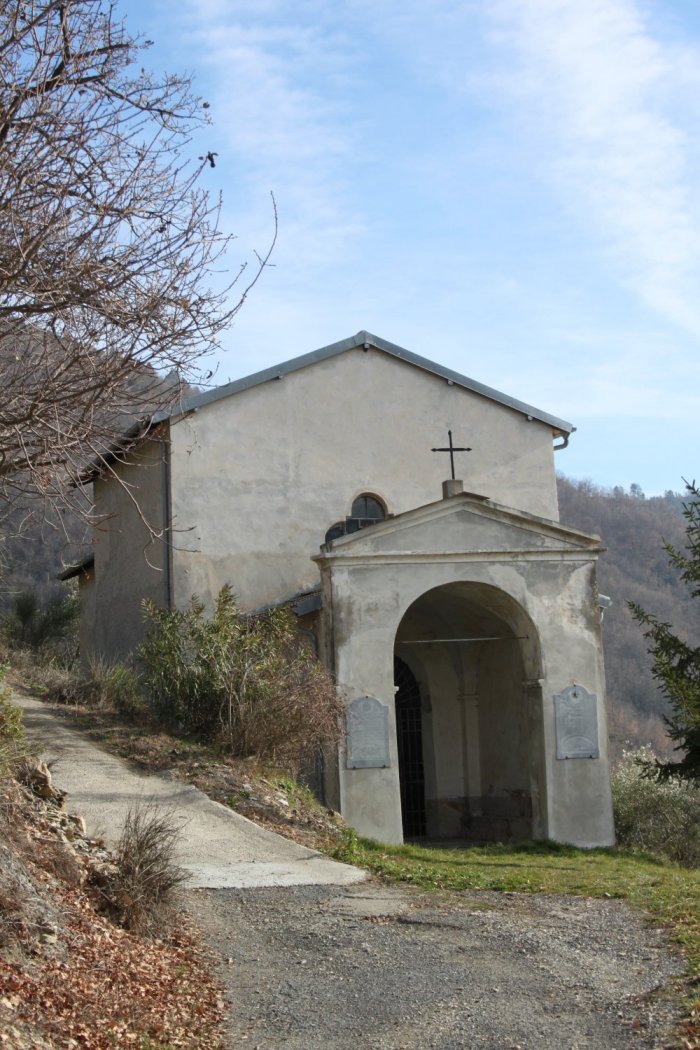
[
  {"left": 394, "top": 657, "right": 426, "bottom": 838},
  {"left": 393, "top": 582, "right": 544, "bottom": 843}
]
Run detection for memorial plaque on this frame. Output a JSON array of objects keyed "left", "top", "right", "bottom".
[
  {"left": 554, "top": 684, "right": 600, "bottom": 759},
  {"left": 346, "top": 696, "right": 390, "bottom": 769}
]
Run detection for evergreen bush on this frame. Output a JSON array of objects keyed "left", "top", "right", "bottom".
[
  {"left": 1, "top": 588, "right": 79, "bottom": 659},
  {"left": 139, "top": 585, "right": 343, "bottom": 770},
  {"left": 611, "top": 746, "right": 700, "bottom": 867}
]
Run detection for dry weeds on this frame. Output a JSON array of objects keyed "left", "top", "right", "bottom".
[{"left": 0, "top": 767, "right": 226, "bottom": 1049}]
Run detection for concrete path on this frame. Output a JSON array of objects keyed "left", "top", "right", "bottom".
[{"left": 15, "top": 692, "right": 366, "bottom": 891}]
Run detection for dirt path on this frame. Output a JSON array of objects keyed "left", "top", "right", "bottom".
[
  {"left": 15, "top": 691, "right": 364, "bottom": 889},
  {"left": 17, "top": 691, "right": 685, "bottom": 1049},
  {"left": 187, "top": 881, "right": 682, "bottom": 1050}
]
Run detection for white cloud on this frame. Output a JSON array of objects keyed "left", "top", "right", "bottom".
[
  {"left": 483, "top": 0, "right": 700, "bottom": 336},
  {"left": 176, "top": 0, "right": 368, "bottom": 272}
]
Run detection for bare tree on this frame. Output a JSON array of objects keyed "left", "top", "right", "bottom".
[{"left": 0, "top": 0, "right": 274, "bottom": 514}]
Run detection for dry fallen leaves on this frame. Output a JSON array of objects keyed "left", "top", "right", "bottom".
[
  {"left": 0, "top": 784, "right": 226, "bottom": 1050},
  {"left": 0, "top": 884, "right": 226, "bottom": 1049}
]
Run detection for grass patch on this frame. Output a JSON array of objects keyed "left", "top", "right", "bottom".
[{"left": 270, "top": 773, "right": 324, "bottom": 812}]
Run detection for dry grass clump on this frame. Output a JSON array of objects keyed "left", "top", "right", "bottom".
[
  {"left": 19, "top": 659, "right": 83, "bottom": 704},
  {"left": 21, "top": 656, "right": 146, "bottom": 720},
  {"left": 104, "top": 804, "right": 188, "bottom": 933}
]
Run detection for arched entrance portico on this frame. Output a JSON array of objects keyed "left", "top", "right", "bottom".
[
  {"left": 393, "top": 582, "right": 546, "bottom": 843},
  {"left": 317, "top": 488, "right": 615, "bottom": 848}
]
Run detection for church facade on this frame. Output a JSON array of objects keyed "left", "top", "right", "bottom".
[{"left": 65, "top": 331, "right": 615, "bottom": 847}]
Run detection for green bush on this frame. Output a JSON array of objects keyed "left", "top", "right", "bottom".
[
  {"left": 611, "top": 746, "right": 700, "bottom": 867},
  {"left": 139, "top": 585, "right": 343, "bottom": 770}
]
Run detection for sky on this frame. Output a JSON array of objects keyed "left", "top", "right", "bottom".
[{"left": 119, "top": 0, "right": 700, "bottom": 496}]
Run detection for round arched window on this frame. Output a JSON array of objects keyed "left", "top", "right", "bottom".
[
  {"left": 324, "top": 493, "right": 387, "bottom": 544},
  {"left": 324, "top": 521, "right": 346, "bottom": 544},
  {"left": 351, "top": 494, "right": 385, "bottom": 521}
]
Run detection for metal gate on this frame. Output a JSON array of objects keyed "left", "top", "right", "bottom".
[{"left": 394, "top": 657, "right": 426, "bottom": 838}]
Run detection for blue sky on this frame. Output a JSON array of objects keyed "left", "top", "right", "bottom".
[{"left": 121, "top": 0, "right": 700, "bottom": 496}]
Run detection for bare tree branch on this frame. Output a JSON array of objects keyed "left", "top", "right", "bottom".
[{"left": 0, "top": 0, "right": 275, "bottom": 521}]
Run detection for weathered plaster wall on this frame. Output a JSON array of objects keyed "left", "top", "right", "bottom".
[
  {"left": 88, "top": 438, "right": 169, "bottom": 660},
  {"left": 321, "top": 520, "right": 614, "bottom": 848},
  {"left": 77, "top": 567, "right": 96, "bottom": 671},
  {"left": 169, "top": 347, "right": 560, "bottom": 612}
]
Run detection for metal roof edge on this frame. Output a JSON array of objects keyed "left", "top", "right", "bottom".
[
  {"left": 247, "top": 584, "right": 322, "bottom": 616},
  {"left": 364, "top": 333, "right": 574, "bottom": 434},
  {"left": 159, "top": 331, "right": 574, "bottom": 434},
  {"left": 57, "top": 553, "right": 94, "bottom": 581}
]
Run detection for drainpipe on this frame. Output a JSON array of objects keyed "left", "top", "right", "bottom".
[
  {"left": 161, "top": 432, "right": 172, "bottom": 610},
  {"left": 553, "top": 427, "right": 575, "bottom": 452}
]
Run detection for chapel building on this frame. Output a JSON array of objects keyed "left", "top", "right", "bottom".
[{"left": 62, "top": 331, "right": 615, "bottom": 848}]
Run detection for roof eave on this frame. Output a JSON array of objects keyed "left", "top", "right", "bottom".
[{"left": 57, "top": 553, "right": 95, "bottom": 581}]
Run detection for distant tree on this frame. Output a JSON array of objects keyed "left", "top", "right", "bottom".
[
  {"left": 2, "top": 587, "right": 78, "bottom": 650},
  {"left": 630, "top": 481, "right": 700, "bottom": 780},
  {"left": 0, "top": 0, "right": 274, "bottom": 516}
]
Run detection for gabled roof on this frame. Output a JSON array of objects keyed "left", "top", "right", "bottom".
[{"left": 154, "top": 331, "right": 575, "bottom": 435}]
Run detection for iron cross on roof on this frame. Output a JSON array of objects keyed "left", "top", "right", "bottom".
[{"left": 431, "top": 430, "right": 472, "bottom": 480}]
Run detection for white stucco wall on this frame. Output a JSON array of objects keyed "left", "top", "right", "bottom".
[
  {"left": 318, "top": 497, "right": 615, "bottom": 849},
  {"left": 169, "top": 346, "right": 561, "bottom": 612}
]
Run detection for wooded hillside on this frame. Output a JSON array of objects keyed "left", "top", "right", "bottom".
[{"left": 557, "top": 476, "right": 699, "bottom": 758}]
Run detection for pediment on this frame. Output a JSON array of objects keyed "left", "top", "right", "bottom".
[{"left": 317, "top": 494, "right": 602, "bottom": 560}]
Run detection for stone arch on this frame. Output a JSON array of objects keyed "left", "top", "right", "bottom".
[{"left": 393, "top": 581, "right": 546, "bottom": 842}]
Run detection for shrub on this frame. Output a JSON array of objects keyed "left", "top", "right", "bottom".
[
  {"left": 106, "top": 804, "right": 187, "bottom": 932},
  {"left": 611, "top": 746, "right": 700, "bottom": 867},
  {"left": 80, "top": 659, "right": 145, "bottom": 719},
  {"left": 31, "top": 657, "right": 145, "bottom": 718},
  {"left": 0, "top": 664, "right": 27, "bottom": 777},
  {"left": 1, "top": 588, "right": 79, "bottom": 661},
  {"left": 140, "top": 585, "right": 343, "bottom": 770}
]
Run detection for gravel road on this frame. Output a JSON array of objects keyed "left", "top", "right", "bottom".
[
  {"left": 187, "top": 880, "right": 682, "bottom": 1050},
  {"left": 16, "top": 692, "right": 686, "bottom": 1050}
]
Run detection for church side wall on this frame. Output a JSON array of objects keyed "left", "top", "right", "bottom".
[
  {"left": 77, "top": 567, "right": 96, "bottom": 671},
  {"left": 169, "top": 348, "right": 560, "bottom": 612},
  {"left": 89, "top": 437, "right": 169, "bottom": 661}
]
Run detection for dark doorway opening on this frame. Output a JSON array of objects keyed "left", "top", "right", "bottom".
[{"left": 394, "top": 657, "right": 426, "bottom": 838}]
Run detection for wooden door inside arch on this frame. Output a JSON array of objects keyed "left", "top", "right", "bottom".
[{"left": 394, "top": 657, "right": 426, "bottom": 838}]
